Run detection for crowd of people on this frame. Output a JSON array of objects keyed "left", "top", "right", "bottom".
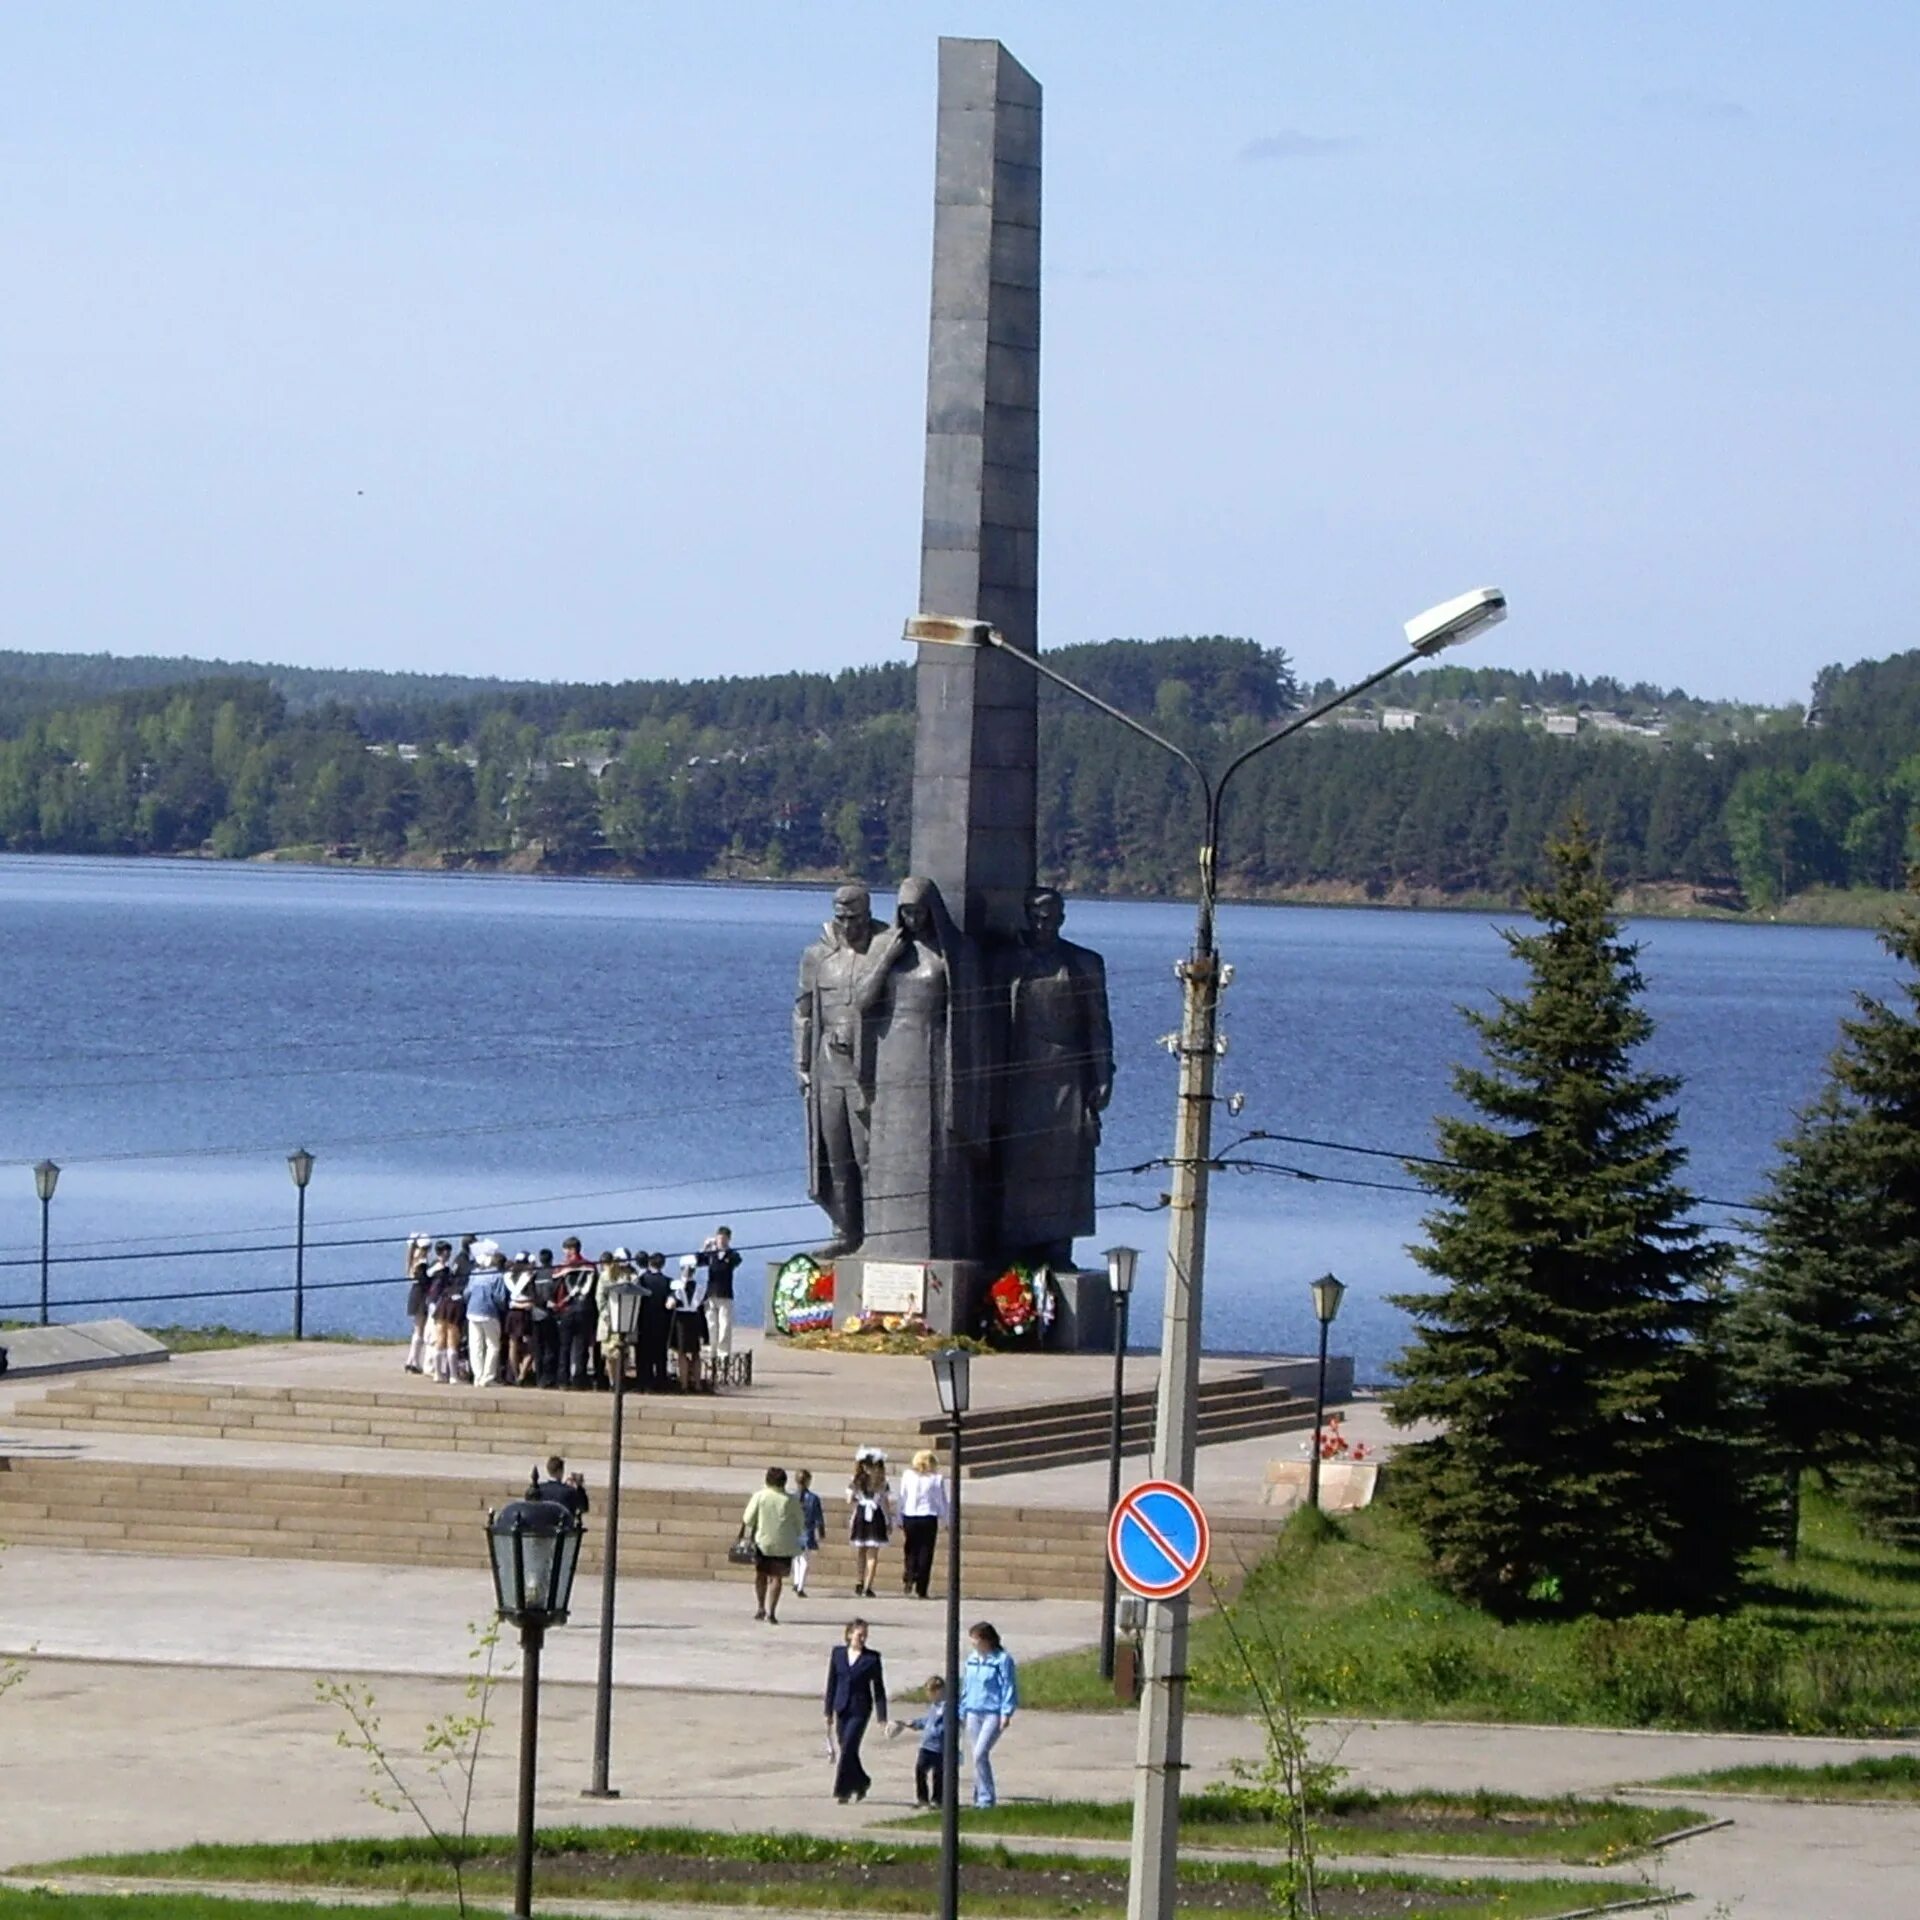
[
  {"left": 403, "top": 1225, "right": 743, "bottom": 1390},
  {"left": 731, "top": 1448, "right": 1017, "bottom": 1805}
]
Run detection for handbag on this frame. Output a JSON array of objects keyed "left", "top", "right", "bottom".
[{"left": 728, "top": 1528, "right": 757, "bottom": 1566}]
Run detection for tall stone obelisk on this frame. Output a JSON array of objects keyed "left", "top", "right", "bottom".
[{"left": 909, "top": 37, "right": 1041, "bottom": 943}]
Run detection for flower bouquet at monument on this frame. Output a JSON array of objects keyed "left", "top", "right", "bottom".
[
  {"left": 983, "top": 1265, "right": 1054, "bottom": 1345},
  {"left": 771, "top": 1254, "right": 836, "bottom": 1336}
]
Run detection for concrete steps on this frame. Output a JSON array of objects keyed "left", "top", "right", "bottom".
[
  {"left": 10, "top": 1370, "right": 1317, "bottom": 1480},
  {"left": 0, "top": 1456, "right": 1279, "bottom": 1602}
]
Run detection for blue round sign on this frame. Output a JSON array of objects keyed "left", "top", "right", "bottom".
[{"left": 1108, "top": 1479, "right": 1212, "bottom": 1599}]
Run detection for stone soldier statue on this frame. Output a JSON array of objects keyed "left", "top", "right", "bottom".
[
  {"left": 794, "top": 883, "right": 882, "bottom": 1256},
  {"left": 997, "top": 887, "right": 1114, "bottom": 1267}
]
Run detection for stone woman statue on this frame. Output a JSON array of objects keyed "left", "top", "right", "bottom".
[{"left": 855, "top": 876, "right": 988, "bottom": 1260}]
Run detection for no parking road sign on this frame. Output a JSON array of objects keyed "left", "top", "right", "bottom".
[{"left": 1108, "top": 1479, "right": 1211, "bottom": 1600}]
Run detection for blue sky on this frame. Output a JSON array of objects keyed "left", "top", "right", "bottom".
[{"left": 2, "top": 3, "right": 1914, "bottom": 703}]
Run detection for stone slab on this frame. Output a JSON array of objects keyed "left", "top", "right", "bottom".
[{"left": 0, "top": 1318, "right": 168, "bottom": 1380}]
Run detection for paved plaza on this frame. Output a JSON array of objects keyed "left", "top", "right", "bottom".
[{"left": 1, "top": 1542, "right": 1917, "bottom": 1917}]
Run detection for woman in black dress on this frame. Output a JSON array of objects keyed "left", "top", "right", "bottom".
[{"left": 823, "top": 1617, "right": 888, "bottom": 1803}]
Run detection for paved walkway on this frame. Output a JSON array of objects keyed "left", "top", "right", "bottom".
[
  {"left": 2, "top": 1655, "right": 1917, "bottom": 1916},
  {"left": 0, "top": 1546, "right": 1097, "bottom": 1689}
]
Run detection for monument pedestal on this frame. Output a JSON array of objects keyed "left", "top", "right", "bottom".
[{"left": 764, "top": 1254, "right": 1117, "bottom": 1351}]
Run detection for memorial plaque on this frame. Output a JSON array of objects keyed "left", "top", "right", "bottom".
[{"left": 861, "top": 1261, "right": 929, "bottom": 1316}]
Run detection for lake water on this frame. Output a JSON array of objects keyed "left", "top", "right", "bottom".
[{"left": 0, "top": 855, "right": 1899, "bottom": 1380}]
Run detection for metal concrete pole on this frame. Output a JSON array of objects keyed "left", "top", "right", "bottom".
[
  {"left": 515, "top": 1620, "right": 544, "bottom": 1920},
  {"left": 1124, "top": 944, "right": 1221, "bottom": 1920},
  {"left": 1308, "top": 1317, "right": 1332, "bottom": 1511},
  {"left": 940, "top": 1410, "right": 964, "bottom": 1920},
  {"left": 293, "top": 1183, "right": 307, "bottom": 1341},
  {"left": 584, "top": 1343, "right": 629, "bottom": 1798},
  {"left": 1098, "top": 1287, "right": 1131, "bottom": 1682}
]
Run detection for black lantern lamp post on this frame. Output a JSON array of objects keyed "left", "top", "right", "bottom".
[
  {"left": 1098, "top": 1245, "right": 1139, "bottom": 1682},
  {"left": 584, "top": 1277, "right": 644, "bottom": 1799},
  {"left": 487, "top": 1497, "right": 585, "bottom": 1920},
  {"left": 286, "top": 1148, "right": 315, "bottom": 1340},
  {"left": 33, "top": 1159, "right": 60, "bottom": 1327},
  {"left": 1306, "top": 1273, "right": 1347, "bottom": 1512},
  {"left": 929, "top": 1346, "right": 971, "bottom": 1920}
]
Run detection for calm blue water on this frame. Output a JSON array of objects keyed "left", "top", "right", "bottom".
[{"left": 0, "top": 855, "right": 1899, "bottom": 1379}]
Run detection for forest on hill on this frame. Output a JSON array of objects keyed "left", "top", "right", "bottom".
[{"left": 1, "top": 637, "right": 1917, "bottom": 912}]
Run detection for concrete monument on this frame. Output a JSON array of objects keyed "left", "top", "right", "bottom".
[
  {"left": 792, "top": 883, "right": 881, "bottom": 1256},
  {"left": 782, "top": 40, "right": 1118, "bottom": 1340},
  {"left": 856, "top": 876, "right": 992, "bottom": 1260},
  {"left": 997, "top": 887, "right": 1113, "bottom": 1266},
  {"left": 909, "top": 37, "right": 1042, "bottom": 942}
]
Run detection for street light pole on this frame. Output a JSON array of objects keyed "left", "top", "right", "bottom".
[
  {"left": 931, "top": 1347, "right": 971, "bottom": 1920},
  {"left": 585, "top": 1278, "right": 643, "bottom": 1799},
  {"left": 286, "top": 1148, "right": 315, "bottom": 1341},
  {"left": 33, "top": 1160, "right": 60, "bottom": 1327},
  {"left": 1306, "top": 1273, "right": 1346, "bottom": 1512},
  {"left": 486, "top": 1498, "right": 585, "bottom": 1920},
  {"left": 1099, "top": 1245, "right": 1139, "bottom": 1683},
  {"left": 904, "top": 591, "right": 1508, "bottom": 1920}
]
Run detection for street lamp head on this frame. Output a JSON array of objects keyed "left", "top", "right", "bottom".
[
  {"left": 1104, "top": 1245, "right": 1140, "bottom": 1298},
  {"left": 33, "top": 1159, "right": 60, "bottom": 1204},
  {"left": 903, "top": 614, "right": 1000, "bottom": 650},
  {"left": 930, "top": 1345, "right": 972, "bottom": 1418},
  {"left": 1309, "top": 1272, "right": 1347, "bottom": 1325},
  {"left": 486, "top": 1499, "right": 585, "bottom": 1628},
  {"left": 611, "top": 1278, "right": 644, "bottom": 1343},
  {"left": 286, "top": 1148, "right": 315, "bottom": 1191},
  {"left": 1404, "top": 587, "right": 1507, "bottom": 657}
]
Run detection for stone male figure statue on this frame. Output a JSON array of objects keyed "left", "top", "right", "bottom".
[
  {"left": 998, "top": 887, "right": 1114, "bottom": 1267},
  {"left": 794, "top": 883, "right": 882, "bottom": 1256}
]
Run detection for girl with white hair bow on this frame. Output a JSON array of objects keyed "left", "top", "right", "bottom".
[{"left": 669, "top": 1253, "right": 710, "bottom": 1392}]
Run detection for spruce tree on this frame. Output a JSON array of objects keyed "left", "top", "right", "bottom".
[
  {"left": 1728, "top": 910, "right": 1920, "bottom": 1551},
  {"left": 1388, "top": 821, "right": 1752, "bottom": 1618}
]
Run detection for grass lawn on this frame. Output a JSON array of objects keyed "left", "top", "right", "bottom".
[
  {"left": 142, "top": 1324, "right": 386, "bottom": 1352},
  {"left": 30, "top": 1827, "right": 1630, "bottom": 1920},
  {"left": 1020, "top": 1491, "right": 1920, "bottom": 1733},
  {"left": 1647, "top": 1754, "right": 1920, "bottom": 1801},
  {"left": 895, "top": 1788, "right": 1705, "bottom": 1864}
]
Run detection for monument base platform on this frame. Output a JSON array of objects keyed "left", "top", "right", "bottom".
[{"left": 765, "top": 1255, "right": 1121, "bottom": 1352}]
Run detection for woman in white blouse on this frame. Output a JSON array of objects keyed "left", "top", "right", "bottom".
[{"left": 896, "top": 1446, "right": 951, "bottom": 1599}]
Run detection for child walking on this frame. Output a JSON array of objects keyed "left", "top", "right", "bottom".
[
  {"left": 793, "top": 1469, "right": 826, "bottom": 1599},
  {"left": 904, "top": 1675, "right": 949, "bottom": 1805}
]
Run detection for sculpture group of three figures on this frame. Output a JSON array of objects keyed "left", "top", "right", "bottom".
[{"left": 794, "top": 879, "right": 1115, "bottom": 1273}]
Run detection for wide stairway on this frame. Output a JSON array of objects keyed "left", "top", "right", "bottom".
[
  {"left": 0, "top": 1452, "right": 1279, "bottom": 1601},
  {"left": 0, "top": 1362, "right": 1318, "bottom": 1601},
  {"left": 6, "top": 1367, "right": 1319, "bottom": 1479}
]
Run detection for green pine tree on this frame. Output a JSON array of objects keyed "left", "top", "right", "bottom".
[
  {"left": 1388, "top": 821, "right": 1753, "bottom": 1618},
  {"left": 1727, "top": 908, "right": 1920, "bottom": 1552}
]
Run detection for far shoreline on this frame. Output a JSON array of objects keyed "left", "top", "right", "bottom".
[{"left": 0, "top": 844, "right": 1904, "bottom": 931}]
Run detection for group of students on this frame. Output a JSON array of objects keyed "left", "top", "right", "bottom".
[
  {"left": 403, "top": 1226, "right": 743, "bottom": 1391},
  {"left": 822, "top": 1616, "right": 1019, "bottom": 1808}
]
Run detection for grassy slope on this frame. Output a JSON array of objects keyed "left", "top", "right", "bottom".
[{"left": 1022, "top": 1491, "right": 1920, "bottom": 1733}]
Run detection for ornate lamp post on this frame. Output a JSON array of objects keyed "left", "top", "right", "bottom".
[
  {"left": 486, "top": 1497, "right": 586, "bottom": 1920},
  {"left": 1098, "top": 1245, "right": 1139, "bottom": 1682},
  {"left": 930, "top": 1345, "right": 972, "bottom": 1920},
  {"left": 286, "top": 1148, "right": 315, "bottom": 1340},
  {"left": 1307, "top": 1273, "right": 1347, "bottom": 1512},
  {"left": 584, "top": 1276, "right": 644, "bottom": 1799},
  {"left": 33, "top": 1160, "right": 60, "bottom": 1327}
]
